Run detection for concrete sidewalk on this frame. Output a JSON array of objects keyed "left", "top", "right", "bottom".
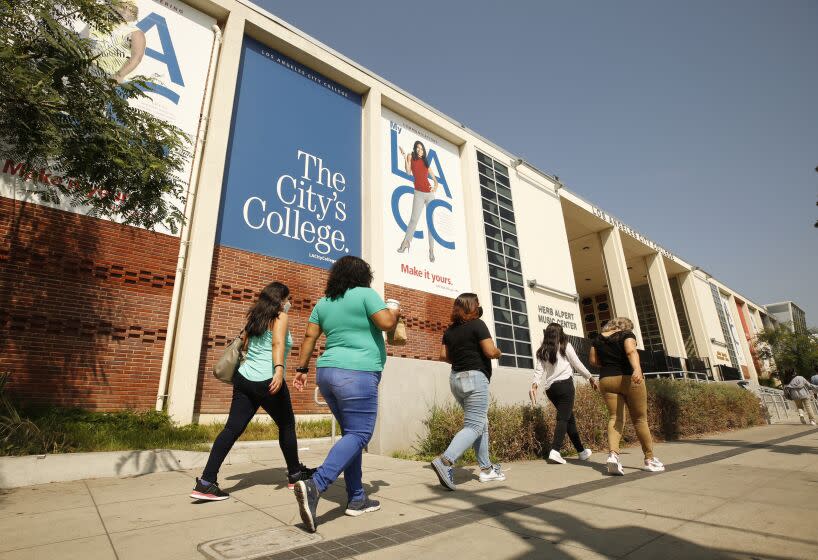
[{"left": 1, "top": 424, "right": 816, "bottom": 559}]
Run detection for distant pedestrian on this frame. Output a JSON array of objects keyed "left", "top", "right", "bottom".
[
  {"left": 292, "top": 256, "right": 400, "bottom": 533},
  {"left": 191, "top": 282, "right": 313, "bottom": 501},
  {"left": 590, "top": 317, "right": 665, "bottom": 475},
  {"left": 431, "top": 293, "right": 505, "bottom": 491},
  {"left": 529, "top": 323, "right": 597, "bottom": 464},
  {"left": 784, "top": 375, "right": 817, "bottom": 426}
]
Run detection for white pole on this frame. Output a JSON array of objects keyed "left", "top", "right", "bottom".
[{"left": 156, "top": 24, "right": 223, "bottom": 412}]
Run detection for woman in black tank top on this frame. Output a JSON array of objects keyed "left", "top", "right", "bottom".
[{"left": 590, "top": 317, "right": 665, "bottom": 475}]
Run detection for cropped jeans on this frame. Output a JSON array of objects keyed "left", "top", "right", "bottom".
[
  {"left": 442, "top": 370, "right": 492, "bottom": 469},
  {"left": 311, "top": 367, "right": 381, "bottom": 503}
]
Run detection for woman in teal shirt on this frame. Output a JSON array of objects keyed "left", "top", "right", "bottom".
[
  {"left": 191, "top": 282, "right": 313, "bottom": 501},
  {"left": 292, "top": 256, "right": 399, "bottom": 532}
]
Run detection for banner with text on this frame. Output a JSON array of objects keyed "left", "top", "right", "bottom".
[
  {"left": 0, "top": 0, "right": 216, "bottom": 236},
  {"left": 381, "top": 108, "right": 470, "bottom": 297},
  {"left": 530, "top": 293, "right": 583, "bottom": 339},
  {"left": 215, "top": 39, "right": 362, "bottom": 268}
]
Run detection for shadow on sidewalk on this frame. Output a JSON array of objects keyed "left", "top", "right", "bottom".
[{"left": 252, "top": 428, "right": 815, "bottom": 560}]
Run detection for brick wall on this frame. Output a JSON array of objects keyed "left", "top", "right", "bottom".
[
  {"left": 384, "top": 283, "right": 453, "bottom": 361},
  {"left": 195, "top": 246, "right": 454, "bottom": 415},
  {"left": 0, "top": 197, "right": 179, "bottom": 410},
  {"left": 0, "top": 198, "right": 454, "bottom": 416},
  {"left": 195, "top": 245, "right": 330, "bottom": 415}
]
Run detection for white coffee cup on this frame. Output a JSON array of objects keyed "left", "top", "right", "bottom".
[{"left": 385, "top": 299, "right": 400, "bottom": 310}]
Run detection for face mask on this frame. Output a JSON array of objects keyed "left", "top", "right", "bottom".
[
  {"left": 283, "top": 301, "right": 292, "bottom": 313},
  {"left": 477, "top": 306, "right": 483, "bottom": 318}
]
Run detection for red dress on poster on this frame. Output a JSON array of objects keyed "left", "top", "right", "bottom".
[{"left": 410, "top": 157, "right": 432, "bottom": 193}]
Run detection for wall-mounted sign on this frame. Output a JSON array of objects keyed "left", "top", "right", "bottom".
[
  {"left": 591, "top": 206, "right": 677, "bottom": 262},
  {"left": 216, "top": 39, "right": 362, "bottom": 268},
  {"left": 530, "top": 292, "right": 582, "bottom": 337}
]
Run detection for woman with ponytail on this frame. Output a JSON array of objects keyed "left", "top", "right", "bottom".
[
  {"left": 190, "top": 281, "right": 313, "bottom": 501},
  {"left": 529, "top": 323, "right": 597, "bottom": 465}
]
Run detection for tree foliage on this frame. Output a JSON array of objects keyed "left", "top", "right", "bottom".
[
  {"left": 0, "top": 0, "right": 190, "bottom": 232},
  {"left": 754, "top": 324, "right": 818, "bottom": 383}
]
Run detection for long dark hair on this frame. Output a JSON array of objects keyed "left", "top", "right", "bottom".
[
  {"left": 450, "top": 293, "right": 481, "bottom": 326},
  {"left": 536, "top": 323, "right": 566, "bottom": 365},
  {"left": 411, "top": 140, "right": 430, "bottom": 169},
  {"left": 325, "top": 256, "right": 373, "bottom": 300},
  {"left": 246, "top": 282, "right": 289, "bottom": 337}
]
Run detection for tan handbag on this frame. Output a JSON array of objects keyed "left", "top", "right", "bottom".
[
  {"left": 387, "top": 318, "right": 407, "bottom": 346},
  {"left": 213, "top": 331, "right": 246, "bottom": 384}
]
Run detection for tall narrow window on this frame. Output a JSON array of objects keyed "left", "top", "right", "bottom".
[
  {"left": 477, "top": 151, "right": 533, "bottom": 369},
  {"left": 632, "top": 284, "right": 664, "bottom": 355},
  {"left": 709, "top": 283, "right": 739, "bottom": 369},
  {"left": 669, "top": 276, "right": 698, "bottom": 358}
]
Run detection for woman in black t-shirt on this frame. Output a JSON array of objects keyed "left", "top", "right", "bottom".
[
  {"left": 590, "top": 317, "right": 665, "bottom": 475},
  {"left": 430, "top": 293, "right": 505, "bottom": 491}
]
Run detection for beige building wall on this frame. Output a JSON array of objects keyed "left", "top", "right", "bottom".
[{"left": 160, "top": 1, "right": 778, "bottom": 447}]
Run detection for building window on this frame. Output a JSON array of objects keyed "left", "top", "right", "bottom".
[
  {"left": 477, "top": 150, "right": 533, "bottom": 369},
  {"left": 669, "top": 276, "right": 698, "bottom": 358},
  {"left": 632, "top": 284, "right": 664, "bottom": 355}
]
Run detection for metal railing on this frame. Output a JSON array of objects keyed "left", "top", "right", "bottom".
[
  {"left": 757, "top": 386, "right": 818, "bottom": 424},
  {"left": 643, "top": 370, "right": 712, "bottom": 382}
]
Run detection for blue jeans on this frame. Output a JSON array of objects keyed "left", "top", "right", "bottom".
[
  {"left": 311, "top": 367, "right": 381, "bottom": 502},
  {"left": 442, "top": 370, "right": 491, "bottom": 469}
]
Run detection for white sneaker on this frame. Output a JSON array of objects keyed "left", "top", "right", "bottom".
[
  {"left": 546, "top": 449, "right": 566, "bottom": 464},
  {"left": 644, "top": 457, "right": 665, "bottom": 472},
  {"left": 578, "top": 449, "right": 593, "bottom": 461},
  {"left": 606, "top": 452, "right": 624, "bottom": 476},
  {"left": 810, "top": 420, "right": 816, "bottom": 426},
  {"left": 479, "top": 464, "right": 506, "bottom": 482}
]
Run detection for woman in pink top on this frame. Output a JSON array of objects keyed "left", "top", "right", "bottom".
[
  {"left": 529, "top": 323, "right": 598, "bottom": 465},
  {"left": 397, "top": 140, "right": 439, "bottom": 262}
]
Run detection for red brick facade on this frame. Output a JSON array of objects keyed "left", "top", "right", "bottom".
[
  {"left": 383, "top": 284, "right": 453, "bottom": 362},
  {"left": 194, "top": 246, "right": 454, "bottom": 415},
  {"left": 195, "top": 245, "right": 330, "bottom": 415},
  {"left": 0, "top": 197, "right": 455, "bottom": 415},
  {"left": 0, "top": 197, "right": 178, "bottom": 410}
]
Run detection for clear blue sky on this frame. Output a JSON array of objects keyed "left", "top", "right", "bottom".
[{"left": 253, "top": 0, "right": 818, "bottom": 324}]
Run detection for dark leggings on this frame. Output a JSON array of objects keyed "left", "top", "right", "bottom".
[
  {"left": 202, "top": 373, "right": 300, "bottom": 483},
  {"left": 545, "top": 378, "right": 584, "bottom": 453}
]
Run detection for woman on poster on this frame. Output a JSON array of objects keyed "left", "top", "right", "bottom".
[
  {"left": 398, "top": 140, "right": 439, "bottom": 262},
  {"left": 83, "top": 1, "right": 146, "bottom": 84}
]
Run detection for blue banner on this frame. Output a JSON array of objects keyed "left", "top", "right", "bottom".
[{"left": 216, "top": 38, "right": 362, "bottom": 268}]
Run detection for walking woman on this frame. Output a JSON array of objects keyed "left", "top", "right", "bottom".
[
  {"left": 397, "top": 140, "right": 439, "bottom": 262},
  {"left": 529, "top": 323, "right": 597, "bottom": 464},
  {"left": 589, "top": 317, "right": 665, "bottom": 475},
  {"left": 431, "top": 293, "right": 505, "bottom": 491},
  {"left": 191, "top": 282, "right": 313, "bottom": 501},
  {"left": 292, "top": 256, "right": 399, "bottom": 532}
]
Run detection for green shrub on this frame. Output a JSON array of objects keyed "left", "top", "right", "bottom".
[{"left": 405, "top": 380, "right": 766, "bottom": 463}]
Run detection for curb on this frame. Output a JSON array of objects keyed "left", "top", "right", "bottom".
[{"left": 0, "top": 437, "right": 333, "bottom": 489}]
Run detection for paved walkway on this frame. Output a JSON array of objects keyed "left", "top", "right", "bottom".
[{"left": 1, "top": 423, "right": 817, "bottom": 559}]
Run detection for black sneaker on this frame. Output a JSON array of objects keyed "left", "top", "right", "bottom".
[
  {"left": 294, "top": 478, "right": 320, "bottom": 533},
  {"left": 190, "top": 478, "right": 229, "bottom": 501},
  {"left": 345, "top": 497, "right": 381, "bottom": 517},
  {"left": 287, "top": 463, "right": 317, "bottom": 489}
]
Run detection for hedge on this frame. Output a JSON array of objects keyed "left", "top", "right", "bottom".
[{"left": 410, "top": 380, "right": 766, "bottom": 463}]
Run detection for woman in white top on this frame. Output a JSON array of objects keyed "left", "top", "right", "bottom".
[{"left": 529, "top": 323, "right": 598, "bottom": 464}]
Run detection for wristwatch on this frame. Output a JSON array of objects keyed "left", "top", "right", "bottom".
[{"left": 295, "top": 366, "right": 309, "bottom": 374}]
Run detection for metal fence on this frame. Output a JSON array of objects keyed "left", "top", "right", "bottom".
[{"left": 757, "top": 386, "right": 818, "bottom": 424}]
